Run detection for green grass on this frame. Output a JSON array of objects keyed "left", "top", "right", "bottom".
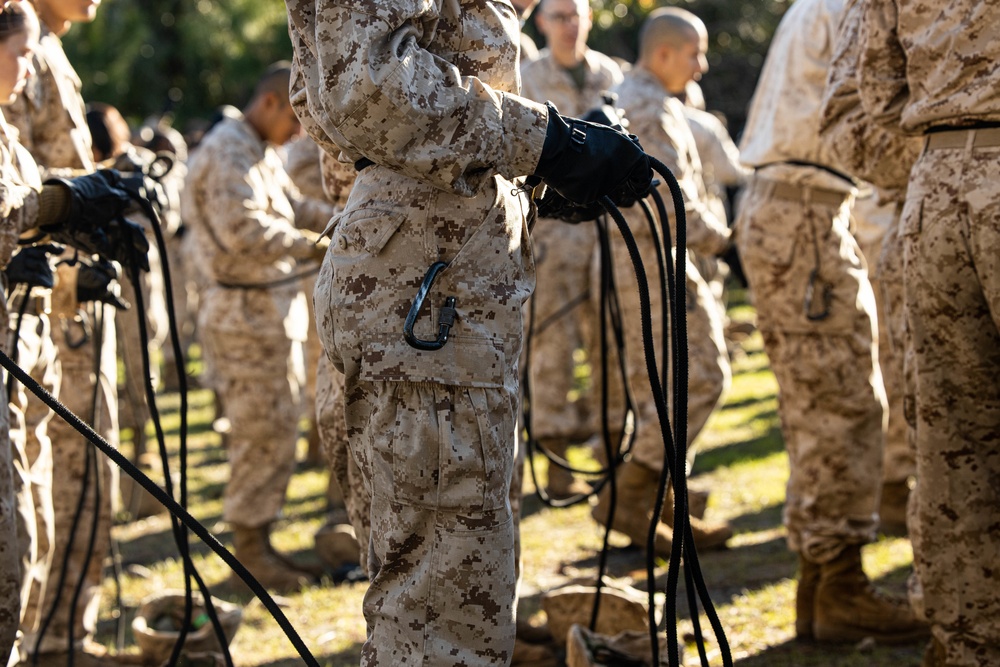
[{"left": 95, "top": 290, "right": 926, "bottom": 666}]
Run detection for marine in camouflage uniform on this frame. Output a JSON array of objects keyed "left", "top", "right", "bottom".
[
  {"left": 519, "top": 0, "right": 622, "bottom": 499},
  {"left": 0, "top": 101, "right": 50, "bottom": 660},
  {"left": 859, "top": 1, "right": 1000, "bottom": 663},
  {"left": 818, "top": 0, "right": 923, "bottom": 535},
  {"left": 5, "top": 4, "right": 121, "bottom": 657},
  {"left": 181, "top": 73, "right": 334, "bottom": 592},
  {"left": 737, "top": 0, "right": 925, "bottom": 644},
  {"left": 590, "top": 8, "right": 733, "bottom": 557},
  {"left": 284, "top": 0, "right": 555, "bottom": 661}
]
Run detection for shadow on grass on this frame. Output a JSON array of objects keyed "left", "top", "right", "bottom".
[
  {"left": 732, "top": 637, "right": 924, "bottom": 666},
  {"left": 690, "top": 422, "right": 783, "bottom": 475}
]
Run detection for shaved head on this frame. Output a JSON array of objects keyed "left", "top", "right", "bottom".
[
  {"left": 251, "top": 60, "right": 292, "bottom": 106},
  {"left": 638, "top": 7, "right": 706, "bottom": 61}
]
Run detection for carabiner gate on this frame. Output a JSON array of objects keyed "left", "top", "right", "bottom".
[{"left": 403, "top": 261, "right": 458, "bottom": 351}]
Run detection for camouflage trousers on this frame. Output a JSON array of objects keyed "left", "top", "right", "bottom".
[
  {"left": 200, "top": 322, "right": 303, "bottom": 529},
  {"left": 315, "top": 167, "right": 532, "bottom": 666},
  {"left": 316, "top": 338, "right": 528, "bottom": 585},
  {"left": 522, "top": 217, "right": 597, "bottom": 443},
  {"left": 597, "top": 217, "right": 731, "bottom": 475},
  {"left": 0, "top": 387, "right": 20, "bottom": 661},
  {"left": 902, "top": 133, "right": 1000, "bottom": 667},
  {"left": 853, "top": 196, "right": 915, "bottom": 485},
  {"left": 21, "top": 294, "right": 119, "bottom": 656},
  {"left": 736, "top": 176, "right": 884, "bottom": 564},
  {"left": 315, "top": 352, "right": 369, "bottom": 571},
  {"left": 6, "top": 306, "right": 57, "bottom": 646}
]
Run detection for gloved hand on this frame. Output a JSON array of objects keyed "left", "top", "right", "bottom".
[
  {"left": 76, "top": 259, "right": 129, "bottom": 309},
  {"left": 532, "top": 102, "right": 652, "bottom": 207},
  {"left": 4, "top": 243, "right": 64, "bottom": 289},
  {"left": 40, "top": 170, "right": 131, "bottom": 259}
]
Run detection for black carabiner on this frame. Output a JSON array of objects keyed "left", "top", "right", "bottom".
[{"left": 403, "top": 261, "right": 458, "bottom": 351}]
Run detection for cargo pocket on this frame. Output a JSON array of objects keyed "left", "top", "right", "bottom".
[{"left": 360, "top": 333, "right": 512, "bottom": 513}]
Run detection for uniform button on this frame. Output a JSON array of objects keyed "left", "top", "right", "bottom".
[{"left": 337, "top": 236, "right": 347, "bottom": 249}]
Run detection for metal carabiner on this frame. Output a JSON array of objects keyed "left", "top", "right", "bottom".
[
  {"left": 403, "top": 261, "right": 458, "bottom": 351},
  {"left": 804, "top": 269, "right": 832, "bottom": 321}
]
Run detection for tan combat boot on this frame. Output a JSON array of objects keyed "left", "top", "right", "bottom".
[
  {"left": 544, "top": 438, "right": 592, "bottom": 500},
  {"left": 590, "top": 461, "right": 674, "bottom": 558},
  {"left": 232, "top": 523, "right": 314, "bottom": 593},
  {"left": 660, "top": 486, "right": 733, "bottom": 551},
  {"left": 813, "top": 545, "right": 928, "bottom": 644},
  {"left": 794, "top": 555, "right": 821, "bottom": 641}
]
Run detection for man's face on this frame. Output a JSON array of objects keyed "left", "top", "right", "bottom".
[
  {"left": 36, "top": 0, "right": 100, "bottom": 25},
  {"left": 266, "top": 97, "right": 303, "bottom": 146},
  {"left": 662, "top": 32, "right": 708, "bottom": 94},
  {"left": 536, "top": 0, "right": 591, "bottom": 61}
]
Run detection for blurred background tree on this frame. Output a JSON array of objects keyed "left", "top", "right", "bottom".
[
  {"left": 64, "top": 0, "right": 790, "bottom": 140},
  {"left": 64, "top": 0, "right": 292, "bottom": 137}
]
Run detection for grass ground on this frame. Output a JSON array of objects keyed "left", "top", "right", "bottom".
[{"left": 94, "top": 289, "right": 927, "bottom": 666}]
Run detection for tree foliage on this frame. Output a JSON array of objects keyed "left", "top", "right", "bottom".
[
  {"left": 64, "top": 0, "right": 292, "bottom": 132},
  {"left": 63, "top": 0, "right": 789, "bottom": 137}
]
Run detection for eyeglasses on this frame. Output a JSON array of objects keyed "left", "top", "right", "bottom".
[{"left": 543, "top": 12, "right": 582, "bottom": 25}]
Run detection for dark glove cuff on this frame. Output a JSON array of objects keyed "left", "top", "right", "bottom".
[{"left": 36, "top": 185, "right": 71, "bottom": 227}]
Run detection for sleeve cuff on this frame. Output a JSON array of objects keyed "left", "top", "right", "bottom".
[{"left": 498, "top": 92, "right": 549, "bottom": 180}]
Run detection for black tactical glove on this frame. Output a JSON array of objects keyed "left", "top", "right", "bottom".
[
  {"left": 76, "top": 259, "right": 129, "bottom": 310},
  {"left": 41, "top": 171, "right": 151, "bottom": 272},
  {"left": 4, "top": 243, "right": 64, "bottom": 289},
  {"left": 533, "top": 102, "right": 652, "bottom": 207},
  {"left": 41, "top": 170, "right": 131, "bottom": 255}
]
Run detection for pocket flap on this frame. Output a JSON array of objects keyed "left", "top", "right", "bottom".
[
  {"left": 361, "top": 333, "right": 506, "bottom": 388},
  {"left": 325, "top": 208, "right": 407, "bottom": 256}
]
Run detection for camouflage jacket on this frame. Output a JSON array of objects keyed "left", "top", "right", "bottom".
[
  {"left": 739, "top": 0, "right": 856, "bottom": 193},
  {"left": 819, "top": 0, "right": 921, "bottom": 201},
  {"left": 181, "top": 115, "right": 333, "bottom": 289},
  {"left": 5, "top": 24, "right": 93, "bottom": 176},
  {"left": 859, "top": 0, "right": 1000, "bottom": 133},
  {"left": 283, "top": 0, "right": 549, "bottom": 196}
]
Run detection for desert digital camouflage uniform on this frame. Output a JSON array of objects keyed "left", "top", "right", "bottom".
[
  {"left": 519, "top": 48, "right": 622, "bottom": 472},
  {"left": 818, "top": 0, "right": 923, "bottom": 511},
  {"left": 605, "top": 67, "right": 731, "bottom": 475},
  {"left": 181, "top": 114, "right": 333, "bottom": 533},
  {"left": 736, "top": 0, "right": 886, "bottom": 565},
  {"left": 859, "top": 1, "right": 1000, "bottom": 662},
  {"left": 284, "top": 0, "right": 549, "bottom": 662},
  {"left": 0, "top": 112, "right": 51, "bottom": 659},
  {"left": 5, "top": 22, "right": 120, "bottom": 655}
]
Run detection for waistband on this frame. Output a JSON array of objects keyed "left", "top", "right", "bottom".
[
  {"left": 757, "top": 178, "right": 850, "bottom": 208},
  {"left": 925, "top": 126, "right": 1000, "bottom": 150}
]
